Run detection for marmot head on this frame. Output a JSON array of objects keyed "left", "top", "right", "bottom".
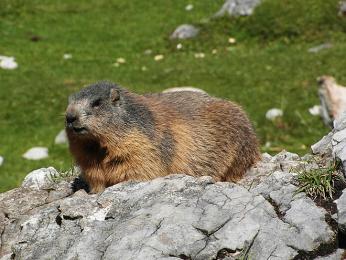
[
  {"left": 65, "top": 81, "right": 126, "bottom": 140},
  {"left": 66, "top": 81, "right": 155, "bottom": 144}
]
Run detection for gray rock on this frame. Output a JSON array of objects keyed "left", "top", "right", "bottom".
[
  {"left": 310, "top": 111, "right": 346, "bottom": 173},
  {"left": 214, "top": 0, "right": 262, "bottom": 17},
  {"left": 308, "top": 104, "right": 322, "bottom": 116},
  {"left": 336, "top": 189, "right": 346, "bottom": 233},
  {"left": 317, "top": 76, "right": 346, "bottom": 126},
  {"left": 254, "top": 171, "right": 309, "bottom": 217},
  {"left": 270, "top": 150, "right": 300, "bottom": 162},
  {"left": 308, "top": 43, "right": 333, "bottom": 53},
  {"left": 271, "top": 150, "right": 310, "bottom": 173},
  {"left": 54, "top": 129, "right": 67, "bottom": 145},
  {"left": 22, "top": 147, "right": 48, "bottom": 160},
  {"left": 241, "top": 151, "right": 309, "bottom": 189},
  {"left": 22, "top": 167, "right": 58, "bottom": 190},
  {"left": 311, "top": 132, "right": 333, "bottom": 156},
  {"left": 0, "top": 55, "right": 18, "bottom": 70},
  {"left": 284, "top": 197, "right": 334, "bottom": 251},
  {"left": 0, "top": 171, "right": 338, "bottom": 259},
  {"left": 0, "top": 156, "right": 3, "bottom": 166},
  {"left": 241, "top": 160, "right": 277, "bottom": 189},
  {"left": 319, "top": 89, "right": 334, "bottom": 126},
  {"left": 340, "top": 1, "right": 346, "bottom": 16},
  {"left": 261, "top": 152, "right": 272, "bottom": 162},
  {"left": 162, "top": 87, "right": 207, "bottom": 94},
  {"left": 185, "top": 4, "right": 193, "bottom": 11},
  {"left": 332, "top": 118, "right": 346, "bottom": 174},
  {"left": 252, "top": 171, "right": 334, "bottom": 255},
  {"left": 332, "top": 114, "right": 346, "bottom": 242},
  {"left": 265, "top": 108, "right": 283, "bottom": 120},
  {"left": 170, "top": 24, "right": 199, "bottom": 40},
  {"left": 334, "top": 111, "right": 346, "bottom": 131}
]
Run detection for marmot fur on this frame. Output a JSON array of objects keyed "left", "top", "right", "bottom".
[{"left": 65, "top": 82, "right": 260, "bottom": 193}]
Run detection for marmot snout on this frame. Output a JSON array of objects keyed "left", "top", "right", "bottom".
[{"left": 66, "top": 82, "right": 260, "bottom": 193}]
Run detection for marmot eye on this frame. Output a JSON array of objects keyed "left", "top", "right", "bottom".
[{"left": 92, "top": 99, "right": 102, "bottom": 108}]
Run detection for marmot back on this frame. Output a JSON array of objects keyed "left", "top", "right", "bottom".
[{"left": 66, "top": 82, "right": 260, "bottom": 193}]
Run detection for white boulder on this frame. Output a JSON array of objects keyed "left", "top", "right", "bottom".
[{"left": 23, "top": 147, "right": 49, "bottom": 160}]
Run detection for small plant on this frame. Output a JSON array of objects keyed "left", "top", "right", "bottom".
[
  {"left": 297, "top": 160, "right": 343, "bottom": 199},
  {"left": 49, "top": 166, "right": 80, "bottom": 183}
]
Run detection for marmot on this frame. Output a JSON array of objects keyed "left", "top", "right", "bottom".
[{"left": 65, "top": 82, "right": 260, "bottom": 193}]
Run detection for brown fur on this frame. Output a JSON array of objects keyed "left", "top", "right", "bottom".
[{"left": 66, "top": 85, "right": 260, "bottom": 193}]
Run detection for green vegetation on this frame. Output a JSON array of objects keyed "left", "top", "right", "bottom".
[
  {"left": 1, "top": 0, "right": 346, "bottom": 191},
  {"left": 297, "top": 160, "right": 343, "bottom": 199},
  {"left": 49, "top": 167, "right": 79, "bottom": 184}
]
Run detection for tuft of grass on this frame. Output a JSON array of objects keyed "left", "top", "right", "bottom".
[
  {"left": 49, "top": 166, "right": 80, "bottom": 183},
  {"left": 297, "top": 160, "right": 344, "bottom": 199}
]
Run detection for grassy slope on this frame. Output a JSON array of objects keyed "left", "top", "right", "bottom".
[{"left": 0, "top": 0, "right": 345, "bottom": 191}]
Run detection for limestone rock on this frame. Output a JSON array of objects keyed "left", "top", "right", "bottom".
[
  {"left": 331, "top": 113, "right": 346, "bottom": 174},
  {"left": 22, "top": 147, "right": 48, "bottom": 160},
  {"left": 340, "top": 1, "right": 346, "bottom": 16},
  {"left": 214, "top": 0, "right": 262, "bottom": 17},
  {"left": 241, "top": 150, "right": 310, "bottom": 189},
  {"left": 310, "top": 110, "right": 346, "bottom": 177},
  {"left": 54, "top": 129, "right": 67, "bottom": 145},
  {"left": 185, "top": 4, "right": 193, "bottom": 11},
  {"left": 318, "top": 76, "right": 346, "bottom": 126},
  {"left": 0, "top": 55, "right": 18, "bottom": 70},
  {"left": 271, "top": 150, "right": 300, "bottom": 162},
  {"left": 0, "top": 170, "right": 339, "bottom": 259},
  {"left": 21, "top": 167, "right": 59, "bottom": 190},
  {"left": 308, "top": 43, "right": 333, "bottom": 53},
  {"left": 170, "top": 24, "right": 199, "bottom": 40},
  {"left": 162, "top": 87, "right": 207, "bottom": 94},
  {"left": 265, "top": 108, "right": 283, "bottom": 120},
  {"left": 309, "top": 105, "right": 322, "bottom": 116},
  {"left": 336, "top": 189, "right": 346, "bottom": 234},
  {"left": 311, "top": 132, "right": 333, "bottom": 157},
  {"left": 63, "top": 53, "right": 72, "bottom": 60},
  {"left": 0, "top": 156, "right": 3, "bottom": 166}
]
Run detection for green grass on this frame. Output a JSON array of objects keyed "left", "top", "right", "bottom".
[
  {"left": 0, "top": 0, "right": 346, "bottom": 192},
  {"left": 49, "top": 166, "right": 80, "bottom": 184},
  {"left": 297, "top": 160, "right": 343, "bottom": 199}
]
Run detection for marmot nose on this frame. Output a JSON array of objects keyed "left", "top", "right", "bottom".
[{"left": 66, "top": 113, "right": 77, "bottom": 124}]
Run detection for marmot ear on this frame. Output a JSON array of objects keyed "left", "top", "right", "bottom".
[{"left": 110, "top": 88, "right": 120, "bottom": 103}]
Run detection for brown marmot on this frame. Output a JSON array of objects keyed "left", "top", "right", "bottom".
[{"left": 65, "top": 82, "right": 260, "bottom": 193}]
